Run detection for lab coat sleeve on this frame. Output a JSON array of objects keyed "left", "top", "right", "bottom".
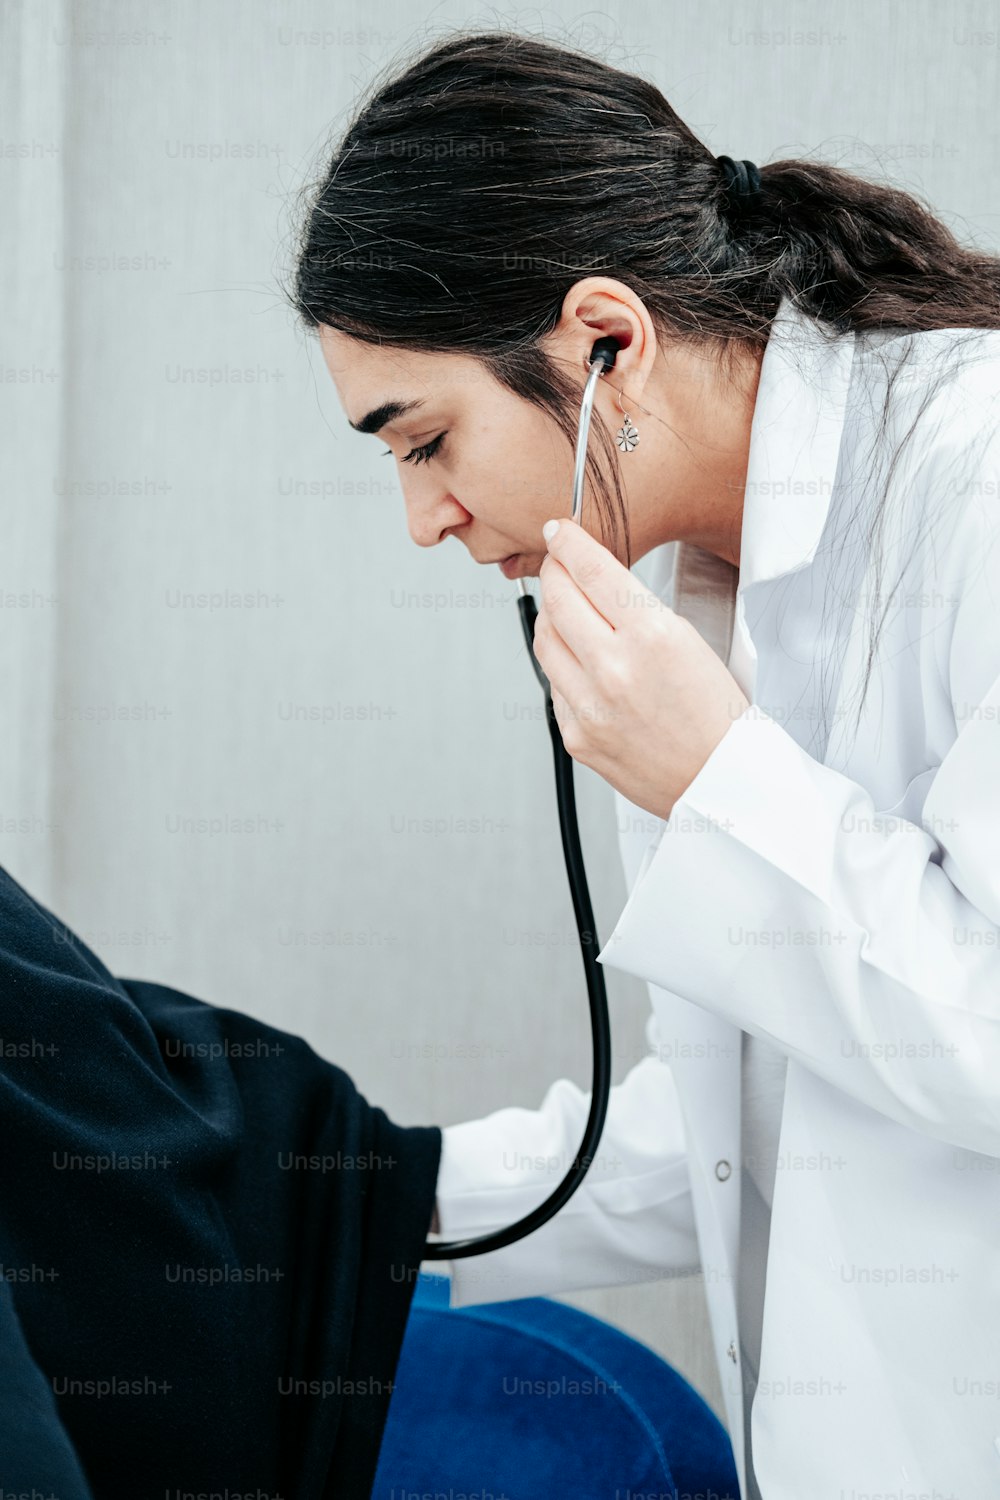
[
  {"left": 596, "top": 448, "right": 1000, "bottom": 1160},
  {"left": 433, "top": 1009, "right": 701, "bottom": 1307}
]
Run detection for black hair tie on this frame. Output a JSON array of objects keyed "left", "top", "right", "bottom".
[{"left": 716, "top": 155, "right": 763, "bottom": 217}]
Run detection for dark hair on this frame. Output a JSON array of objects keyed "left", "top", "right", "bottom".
[{"left": 286, "top": 28, "right": 1000, "bottom": 739}]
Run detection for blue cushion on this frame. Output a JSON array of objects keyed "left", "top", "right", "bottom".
[{"left": 374, "top": 1273, "right": 740, "bottom": 1498}]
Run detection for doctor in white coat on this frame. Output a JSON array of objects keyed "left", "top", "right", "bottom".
[
  {"left": 428, "top": 290, "right": 1000, "bottom": 1499},
  {"left": 300, "top": 39, "right": 1000, "bottom": 1492}
]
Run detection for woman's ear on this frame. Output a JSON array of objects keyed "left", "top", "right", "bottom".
[{"left": 545, "top": 275, "right": 658, "bottom": 406}]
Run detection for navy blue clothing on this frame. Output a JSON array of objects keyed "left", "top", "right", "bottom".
[{"left": 0, "top": 863, "right": 441, "bottom": 1498}]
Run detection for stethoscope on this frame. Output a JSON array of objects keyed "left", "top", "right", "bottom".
[{"left": 424, "top": 335, "right": 622, "bottom": 1260}]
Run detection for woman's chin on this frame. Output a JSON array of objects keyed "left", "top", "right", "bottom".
[{"left": 498, "top": 552, "right": 541, "bottom": 580}]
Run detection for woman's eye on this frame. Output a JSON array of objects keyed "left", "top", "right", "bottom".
[{"left": 382, "top": 433, "right": 446, "bottom": 466}]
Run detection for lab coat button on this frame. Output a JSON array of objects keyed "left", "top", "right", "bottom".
[
  {"left": 715, "top": 1159, "right": 732, "bottom": 1181},
  {"left": 727, "top": 1340, "right": 738, "bottom": 1363}
]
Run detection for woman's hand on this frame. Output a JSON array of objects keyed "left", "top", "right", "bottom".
[{"left": 531, "top": 517, "right": 751, "bottom": 821}]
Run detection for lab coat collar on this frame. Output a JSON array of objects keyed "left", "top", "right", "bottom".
[{"left": 736, "top": 293, "right": 856, "bottom": 593}]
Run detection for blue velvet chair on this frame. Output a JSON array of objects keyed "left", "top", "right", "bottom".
[{"left": 373, "top": 1272, "right": 740, "bottom": 1499}]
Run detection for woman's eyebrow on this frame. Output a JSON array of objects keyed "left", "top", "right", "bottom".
[{"left": 349, "top": 397, "right": 426, "bottom": 435}]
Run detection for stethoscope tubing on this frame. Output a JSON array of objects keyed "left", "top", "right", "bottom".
[{"left": 425, "top": 348, "right": 616, "bottom": 1259}]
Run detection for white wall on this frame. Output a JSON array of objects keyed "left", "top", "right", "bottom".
[{"left": 3, "top": 0, "right": 997, "bottom": 1427}]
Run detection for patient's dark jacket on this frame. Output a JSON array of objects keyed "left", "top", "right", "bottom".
[{"left": 0, "top": 862, "right": 441, "bottom": 1497}]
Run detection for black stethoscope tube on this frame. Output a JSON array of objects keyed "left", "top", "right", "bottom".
[{"left": 424, "top": 339, "right": 619, "bottom": 1260}]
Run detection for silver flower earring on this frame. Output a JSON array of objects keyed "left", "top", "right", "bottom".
[{"left": 615, "top": 387, "right": 639, "bottom": 453}]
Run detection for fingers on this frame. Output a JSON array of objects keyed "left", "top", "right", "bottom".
[
  {"left": 537, "top": 553, "right": 616, "bottom": 678},
  {"left": 541, "top": 517, "right": 630, "bottom": 630}
]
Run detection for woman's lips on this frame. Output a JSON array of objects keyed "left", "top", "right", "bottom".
[{"left": 498, "top": 554, "right": 521, "bottom": 578}]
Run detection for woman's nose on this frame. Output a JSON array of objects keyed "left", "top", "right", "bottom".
[{"left": 403, "top": 480, "right": 472, "bottom": 549}]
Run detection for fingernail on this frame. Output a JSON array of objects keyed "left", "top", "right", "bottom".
[{"left": 542, "top": 519, "right": 560, "bottom": 543}]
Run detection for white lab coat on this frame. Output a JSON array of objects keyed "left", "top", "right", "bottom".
[{"left": 435, "top": 294, "right": 1000, "bottom": 1498}]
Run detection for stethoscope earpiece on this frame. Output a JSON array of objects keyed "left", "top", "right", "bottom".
[
  {"left": 588, "top": 335, "right": 621, "bottom": 373},
  {"left": 586, "top": 336, "right": 640, "bottom": 453}
]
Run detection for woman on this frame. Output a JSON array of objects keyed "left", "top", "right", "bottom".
[{"left": 291, "top": 29, "right": 1000, "bottom": 1498}]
